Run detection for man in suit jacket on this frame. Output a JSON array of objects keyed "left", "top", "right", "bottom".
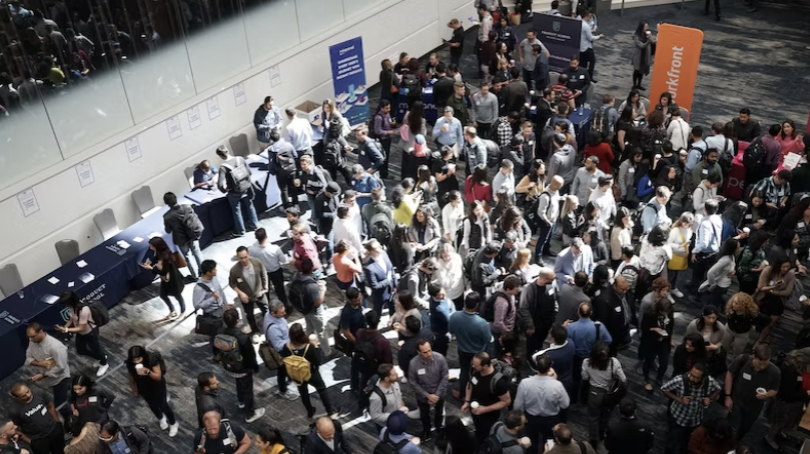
[
  {"left": 604, "top": 399, "right": 654, "bottom": 454},
  {"left": 305, "top": 418, "right": 352, "bottom": 454},
  {"left": 229, "top": 246, "right": 269, "bottom": 343}
]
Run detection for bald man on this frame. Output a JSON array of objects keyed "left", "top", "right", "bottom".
[
  {"left": 518, "top": 268, "right": 559, "bottom": 356},
  {"left": 193, "top": 411, "right": 251, "bottom": 454},
  {"left": 592, "top": 276, "right": 632, "bottom": 356},
  {"left": 305, "top": 418, "right": 352, "bottom": 454}
]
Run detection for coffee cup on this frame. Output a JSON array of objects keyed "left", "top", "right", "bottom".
[
  {"left": 398, "top": 340, "right": 405, "bottom": 349},
  {"left": 471, "top": 401, "right": 480, "bottom": 409},
  {"left": 309, "top": 334, "right": 318, "bottom": 343},
  {"left": 655, "top": 154, "right": 662, "bottom": 160},
  {"left": 520, "top": 437, "right": 532, "bottom": 447},
  {"left": 743, "top": 227, "right": 750, "bottom": 234},
  {"left": 756, "top": 387, "right": 767, "bottom": 395},
  {"left": 411, "top": 437, "right": 421, "bottom": 446},
  {"left": 135, "top": 363, "right": 144, "bottom": 371}
]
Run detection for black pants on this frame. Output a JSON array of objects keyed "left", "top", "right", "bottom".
[
  {"left": 665, "top": 415, "right": 696, "bottom": 454},
  {"left": 580, "top": 48, "right": 596, "bottom": 80},
  {"left": 705, "top": 0, "right": 721, "bottom": 17},
  {"left": 160, "top": 285, "right": 186, "bottom": 313},
  {"left": 525, "top": 413, "right": 559, "bottom": 454},
  {"left": 52, "top": 378, "right": 71, "bottom": 423},
  {"left": 433, "top": 331, "right": 449, "bottom": 356},
  {"left": 324, "top": 161, "right": 353, "bottom": 186},
  {"left": 690, "top": 254, "right": 716, "bottom": 294},
  {"left": 235, "top": 373, "right": 255, "bottom": 414},
  {"left": 417, "top": 398, "right": 445, "bottom": 433},
  {"left": 268, "top": 269, "right": 287, "bottom": 304},
  {"left": 29, "top": 424, "right": 65, "bottom": 454},
  {"left": 276, "top": 172, "right": 297, "bottom": 208},
  {"left": 76, "top": 329, "right": 106, "bottom": 365},
  {"left": 730, "top": 404, "right": 761, "bottom": 442},
  {"left": 527, "top": 323, "right": 552, "bottom": 357},
  {"left": 458, "top": 351, "right": 476, "bottom": 398},
  {"left": 473, "top": 411, "right": 501, "bottom": 442},
  {"left": 572, "top": 356, "right": 586, "bottom": 404},
  {"left": 298, "top": 371, "right": 335, "bottom": 417},
  {"left": 632, "top": 70, "right": 645, "bottom": 88},
  {"left": 143, "top": 390, "right": 176, "bottom": 425},
  {"left": 243, "top": 298, "right": 268, "bottom": 334},
  {"left": 379, "top": 138, "right": 392, "bottom": 179},
  {"left": 476, "top": 122, "right": 493, "bottom": 141},
  {"left": 642, "top": 342, "right": 671, "bottom": 383}
]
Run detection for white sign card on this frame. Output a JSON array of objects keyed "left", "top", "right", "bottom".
[
  {"left": 783, "top": 152, "right": 801, "bottom": 170},
  {"left": 269, "top": 65, "right": 282, "bottom": 87},
  {"left": 233, "top": 83, "right": 246, "bottom": 105},
  {"left": 187, "top": 105, "right": 202, "bottom": 130},
  {"left": 207, "top": 97, "right": 221, "bottom": 120},
  {"left": 17, "top": 189, "right": 39, "bottom": 217},
  {"left": 125, "top": 137, "right": 142, "bottom": 162},
  {"left": 75, "top": 161, "right": 95, "bottom": 188},
  {"left": 166, "top": 115, "right": 182, "bottom": 140}
]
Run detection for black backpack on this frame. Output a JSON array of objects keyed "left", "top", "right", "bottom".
[
  {"left": 480, "top": 423, "right": 519, "bottom": 454},
  {"left": 361, "top": 374, "right": 386, "bottom": 411},
  {"left": 353, "top": 332, "right": 383, "bottom": 373},
  {"left": 370, "top": 212, "right": 394, "bottom": 246},
  {"left": 275, "top": 148, "right": 297, "bottom": 176},
  {"left": 631, "top": 203, "right": 654, "bottom": 237},
  {"left": 402, "top": 73, "right": 420, "bottom": 95},
  {"left": 222, "top": 157, "right": 253, "bottom": 193},
  {"left": 463, "top": 250, "right": 478, "bottom": 282},
  {"left": 591, "top": 107, "right": 610, "bottom": 138},
  {"left": 288, "top": 275, "right": 317, "bottom": 313},
  {"left": 214, "top": 334, "right": 246, "bottom": 374},
  {"left": 743, "top": 137, "right": 766, "bottom": 171},
  {"left": 323, "top": 139, "right": 343, "bottom": 167},
  {"left": 480, "top": 291, "right": 511, "bottom": 322},
  {"left": 82, "top": 300, "right": 110, "bottom": 327},
  {"left": 483, "top": 139, "right": 501, "bottom": 168},
  {"left": 374, "top": 431, "right": 410, "bottom": 454},
  {"left": 525, "top": 191, "right": 551, "bottom": 228},
  {"left": 124, "top": 425, "right": 154, "bottom": 454}
]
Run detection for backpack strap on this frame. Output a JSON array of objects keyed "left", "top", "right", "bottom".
[
  {"left": 372, "top": 386, "right": 387, "bottom": 409},
  {"left": 577, "top": 441, "right": 587, "bottom": 454},
  {"left": 488, "top": 372, "right": 505, "bottom": 395}
]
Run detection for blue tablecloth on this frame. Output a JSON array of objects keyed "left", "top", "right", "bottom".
[
  {"left": 569, "top": 107, "right": 593, "bottom": 151},
  {"left": 0, "top": 207, "right": 176, "bottom": 380},
  {"left": 395, "top": 86, "right": 436, "bottom": 124}
]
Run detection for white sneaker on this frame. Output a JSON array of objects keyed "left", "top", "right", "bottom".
[
  {"left": 246, "top": 408, "right": 265, "bottom": 423},
  {"left": 168, "top": 422, "right": 179, "bottom": 437},
  {"left": 667, "top": 294, "right": 675, "bottom": 303},
  {"left": 237, "top": 402, "right": 245, "bottom": 409},
  {"left": 159, "top": 416, "right": 169, "bottom": 431},
  {"left": 251, "top": 334, "right": 260, "bottom": 344},
  {"left": 671, "top": 288, "right": 684, "bottom": 298},
  {"left": 96, "top": 363, "right": 109, "bottom": 377},
  {"left": 276, "top": 391, "right": 299, "bottom": 401}
]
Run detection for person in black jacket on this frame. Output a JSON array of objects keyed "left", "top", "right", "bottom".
[
  {"left": 194, "top": 372, "right": 226, "bottom": 429},
  {"left": 518, "top": 268, "right": 559, "bottom": 356},
  {"left": 432, "top": 63, "right": 455, "bottom": 111},
  {"left": 592, "top": 276, "right": 632, "bottom": 356},
  {"left": 305, "top": 418, "right": 351, "bottom": 454},
  {"left": 221, "top": 309, "right": 265, "bottom": 423},
  {"left": 562, "top": 55, "right": 591, "bottom": 108},
  {"left": 604, "top": 399, "right": 654, "bottom": 454},
  {"left": 298, "top": 154, "right": 329, "bottom": 216},
  {"left": 163, "top": 192, "right": 204, "bottom": 279},
  {"left": 535, "top": 87, "right": 555, "bottom": 132},
  {"left": 100, "top": 420, "right": 152, "bottom": 454},
  {"left": 314, "top": 182, "right": 340, "bottom": 241},
  {"left": 470, "top": 242, "right": 503, "bottom": 297},
  {"left": 531, "top": 44, "right": 549, "bottom": 91}
]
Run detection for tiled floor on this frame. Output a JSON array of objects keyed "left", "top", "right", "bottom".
[{"left": 3, "top": 1, "right": 810, "bottom": 452}]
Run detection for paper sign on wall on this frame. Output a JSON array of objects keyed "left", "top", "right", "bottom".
[
  {"left": 233, "top": 83, "right": 247, "bottom": 105},
  {"left": 75, "top": 161, "right": 95, "bottom": 188},
  {"left": 125, "top": 137, "right": 142, "bottom": 162},
  {"left": 269, "top": 65, "right": 282, "bottom": 88},
  {"left": 187, "top": 105, "right": 202, "bottom": 130},
  {"left": 207, "top": 97, "right": 221, "bottom": 120},
  {"left": 167, "top": 115, "right": 182, "bottom": 140},
  {"left": 17, "top": 189, "right": 39, "bottom": 217}
]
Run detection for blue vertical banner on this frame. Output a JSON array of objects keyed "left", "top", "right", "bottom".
[
  {"left": 329, "top": 37, "right": 369, "bottom": 127},
  {"left": 534, "top": 14, "right": 582, "bottom": 72}
]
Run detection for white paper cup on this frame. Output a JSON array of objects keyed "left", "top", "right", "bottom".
[
  {"left": 655, "top": 154, "right": 662, "bottom": 160},
  {"left": 411, "top": 438, "right": 421, "bottom": 446},
  {"left": 135, "top": 363, "right": 144, "bottom": 370},
  {"left": 471, "top": 401, "right": 480, "bottom": 409},
  {"left": 800, "top": 295, "right": 808, "bottom": 302},
  {"left": 756, "top": 387, "right": 766, "bottom": 395},
  {"left": 309, "top": 334, "right": 318, "bottom": 343},
  {"left": 520, "top": 437, "right": 531, "bottom": 447},
  {"left": 398, "top": 340, "right": 405, "bottom": 348},
  {"left": 743, "top": 227, "right": 750, "bottom": 234}
]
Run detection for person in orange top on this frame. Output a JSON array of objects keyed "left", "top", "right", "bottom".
[
  {"left": 776, "top": 119, "right": 803, "bottom": 157},
  {"left": 332, "top": 240, "right": 363, "bottom": 291}
]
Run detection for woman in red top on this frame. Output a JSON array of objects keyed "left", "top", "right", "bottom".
[
  {"left": 583, "top": 130, "right": 614, "bottom": 173},
  {"left": 776, "top": 119, "right": 803, "bottom": 157},
  {"left": 332, "top": 240, "right": 362, "bottom": 291},
  {"left": 464, "top": 165, "right": 492, "bottom": 209}
]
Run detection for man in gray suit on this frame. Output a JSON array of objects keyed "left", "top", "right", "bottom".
[{"left": 228, "top": 246, "right": 269, "bottom": 343}]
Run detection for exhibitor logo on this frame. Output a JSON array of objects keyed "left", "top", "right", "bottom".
[
  {"left": 60, "top": 308, "right": 71, "bottom": 322},
  {"left": 553, "top": 21, "right": 561, "bottom": 32}
]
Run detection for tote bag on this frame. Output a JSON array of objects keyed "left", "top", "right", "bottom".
[{"left": 668, "top": 229, "right": 689, "bottom": 271}]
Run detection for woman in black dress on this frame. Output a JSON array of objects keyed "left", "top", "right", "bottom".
[
  {"left": 287, "top": 323, "right": 337, "bottom": 419},
  {"left": 141, "top": 237, "right": 185, "bottom": 319},
  {"left": 126, "top": 345, "right": 179, "bottom": 436},
  {"left": 69, "top": 375, "right": 115, "bottom": 436}
]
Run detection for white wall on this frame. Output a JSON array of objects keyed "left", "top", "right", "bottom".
[{"left": 0, "top": 0, "right": 475, "bottom": 285}]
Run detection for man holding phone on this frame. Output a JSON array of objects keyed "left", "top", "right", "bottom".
[{"left": 661, "top": 363, "right": 720, "bottom": 454}]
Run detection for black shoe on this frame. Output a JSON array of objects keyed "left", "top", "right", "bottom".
[
  {"left": 545, "top": 250, "right": 558, "bottom": 258},
  {"left": 637, "top": 85, "right": 646, "bottom": 91},
  {"left": 229, "top": 233, "right": 245, "bottom": 239},
  {"left": 746, "top": 6, "right": 758, "bottom": 12},
  {"left": 421, "top": 431, "right": 433, "bottom": 442},
  {"left": 591, "top": 78, "right": 599, "bottom": 83}
]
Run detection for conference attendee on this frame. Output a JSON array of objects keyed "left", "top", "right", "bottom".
[
  {"left": 125, "top": 346, "right": 179, "bottom": 437},
  {"left": 461, "top": 352, "right": 512, "bottom": 441},
  {"left": 447, "top": 81, "right": 470, "bottom": 127},
  {"left": 254, "top": 95, "right": 282, "bottom": 149},
  {"left": 334, "top": 206, "right": 364, "bottom": 261},
  {"left": 547, "top": 132, "right": 576, "bottom": 190},
  {"left": 297, "top": 154, "right": 329, "bottom": 216},
  {"left": 408, "top": 339, "right": 449, "bottom": 441},
  {"left": 433, "top": 107, "right": 464, "bottom": 149},
  {"left": 531, "top": 44, "right": 550, "bottom": 91},
  {"left": 764, "top": 348, "right": 810, "bottom": 450},
  {"left": 463, "top": 128, "right": 488, "bottom": 174},
  {"left": 724, "top": 344, "right": 781, "bottom": 442},
  {"left": 732, "top": 107, "right": 760, "bottom": 143},
  {"left": 369, "top": 364, "right": 410, "bottom": 428},
  {"left": 690, "top": 199, "right": 723, "bottom": 294},
  {"left": 371, "top": 101, "right": 395, "bottom": 178},
  {"left": 355, "top": 127, "right": 384, "bottom": 178},
  {"left": 488, "top": 411, "right": 530, "bottom": 454},
  {"left": 567, "top": 303, "right": 611, "bottom": 403},
  {"left": 592, "top": 277, "right": 632, "bottom": 355},
  {"left": 571, "top": 156, "right": 604, "bottom": 206},
  {"left": 553, "top": 237, "right": 594, "bottom": 287},
  {"left": 55, "top": 291, "right": 108, "bottom": 377},
  {"left": 514, "top": 354, "right": 570, "bottom": 450},
  {"left": 288, "top": 324, "right": 338, "bottom": 419},
  {"left": 705, "top": 122, "right": 734, "bottom": 174},
  {"left": 532, "top": 325, "right": 577, "bottom": 401},
  {"left": 631, "top": 21, "right": 655, "bottom": 90},
  {"left": 535, "top": 88, "right": 556, "bottom": 134},
  {"left": 362, "top": 240, "right": 397, "bottom": 317},
  {"left": 248, "top": 229, "right": 289, "bottom": 305},
  {"left": 284, "top": 107, "right": 314, "bottom": 158},
  {"left": 746, "top": 124, "right": 782, "bottom": 188},
  {"left": 99, "top": 420, "right": 151, "bottom": 454},
  {"left": 291, "top": 222, "right": 322, "bottom": 277},
  {"left": 220, "top": 308, "right": 265, "bottom": 423},
  {"left": 68, "top": 375, "right": 114, "bottom": 437},
  {"left": 193, "top": 411, "right": 251, "bottom": 454},
  {"left": 640, "top": 186, "right": 672, "bottom": 234},
  {"left": 229, "top": 246, "right": 269, "bottom": 343},
  {"left": 546, "top": 424, "right": 596, "bottom": 454},
  {"left": 427, "top": 283, "right": 455, "bottom": 356},
  {"left": 446, "top": 19, "right": 465, "bottom": 64},
  {"left": 321, "top": 114, "right": 354, "bottom": 185},
  {"left": 162, "top": 192, "right": 204, "bottom": 279},
  {"left": 216, "top": 146, "right": 259, "bottom": 238},
  {"left": 535, "top": 176, "right": 564, "bottom": 263},
  {"left": 471, "top": 82, "right": 499, "bottom": 139},
  {"left": 667, "top": 109, "right": 690, "bottom": 152},
  {"left": 518, "top": 268, "right": 559, "bottom": 356},
  {"left": 195, "top": 372, "right": 226, "bottom": 429},
  {"left": 379, "top": 411, "right": 421, "bottom": 454},
  {"left": 604, "top": 399, "right": 655, "bottom": 454},
  {"left": 750, "top": 169, "right": 791, "bottom": 214},
  {"left": 661, "top": 362, "right": 720, "bottom": 454},
  {"left": 502, "top": 67, "right": 529, "bottom": 115},
  {"left": 262, "top": 302, "right": 298, "bottom": 401},
  {"left": 303, "top": 418, "right": 351, "bottom": 454},
  {"left": 25, "top": 323, "right": 71, "bottom": 424},
  {"left": 291, "top": 258, "right": 331, "bottom": 358},
  {"left": 7, "top": 383, "right": 64, "bottom": 454},
  {"left": 563, "top": 56, "right": 590, "bottom": 108},
  {"left": 254, "top": 427, "right": 289, "bottom": 454},
  {"left": 582, "top": 342, "right": 627, "bottom": 448},
  {"left": 193, "top": 160, "right": 218, "bottom": 189}
]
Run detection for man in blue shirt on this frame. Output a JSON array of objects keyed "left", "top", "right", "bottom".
[
  {"left": 432, "top": 107, "right": 464, "bottom": 149},
  {"left": 578, "top": 8, "right": 604, "bottom": 83},
  {"left": 566, "top": 302, "right": 611, "bottom": 403},
  {"left": 449, "top": 292, "right": 492, "bottom": 399},
  {"left": 379, "top": 411, "right": 422, "bottom": 454},
  {"left": 192, "top": 160, "right": 218, "bottom": 189},
  {"left": 428, "top": 283, "right": 455, "bottom": 356},
  {"left": 263, "top": 303, "right": 298, "bottom": 401},
  {"left": 100, "top": 420, "right": 151, "bottom": 454},
  {"left": 340, "top": 288, "right": 366, "bottom": 392},
  {"left": 533, "top": 324, "right": 577, "bottom": 402}
]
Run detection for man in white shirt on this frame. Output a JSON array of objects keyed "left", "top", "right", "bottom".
[
  {"left": 476, "top": 6, "right": 494, "bottom": 78},
  {"left": 579, "top": 9, "right": 604, "bottom": 83},
  {"left": 691, "top": 199, "right": 722, "bottom": 295},
  {"left": 248, "top": 228, "right": 290, "bottom": 305},
  {"left": 667, "top": 109, "right": 691, "bottom": 152},
  {"left": 705, "top": 122, "right": 734, "bottom": 174},
  {"left": 283, "top": 107, "right": 314, "bottom": 158},
  {"left": 589, "top": 175, "right": 616, "bottom": 239}
]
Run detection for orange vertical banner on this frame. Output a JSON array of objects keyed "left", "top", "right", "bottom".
[{"left": 648, "top": 24, "right": 704, "bottom": 119}]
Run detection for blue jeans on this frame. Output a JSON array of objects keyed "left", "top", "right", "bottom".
[
  {"left": 535, "top": 221, "right": 555, "bottom": 261},
  {"left": 226, "top": 191, "right": 259, "bottom": 235},
  {"left": 178, "top": 240, "right": 203, "bottom": 278}
]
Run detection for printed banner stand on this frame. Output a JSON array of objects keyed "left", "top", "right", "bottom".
[
  {"left": 328, "top": 37, "right": 369, "bottom": 127},
  {"left": 648, "top": 24, "right": 704, "bottom": 119},
  {"left": 534, "top": 14, "right": 582, "bottom": 73}
]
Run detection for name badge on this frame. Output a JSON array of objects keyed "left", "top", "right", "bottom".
[
  {"left": 798, "top": 376, "right": 804, "bottom": 382},
  {"left": 799, "top": 222, "right": 806, "bottom": 229},
  {"left": 579, "top": 75, "right": 585, "bottom": 80},
  {"left": 88, "top": 396, "right": 97, "bottom": 403},
  {"left": 745, "top": 214, "right": 752, "bottom": 219},
  {"left": 594, "top": 290, "right": 601, "bottom": 297},
  {"left": 743, "top": 373, "right": 752, "bottom": 381},
  {"left": 702, "top": 169, "right": 708, "bottom": 175},
  {"left": 614, "top": 306, "right": 622, "bottom": 313},
  {"left": 360, "top": 150, "right": 365, "bottom": 155},
  {"left": 237, "top": 278, "right": 243, "bottom": 283},
  {"left": 125, "top": 448, "right": 131, "bottom": 453},
  {"left": 628, "top": 168, "right": 635, "bottom": 174},
  {"left": 418, "top": 368, "right": 426, "bottom": 375},
  {"left": 529, "top": 141, "right": 535, "bottom": 146},
  {"left": 471, "top": 377, "right": 478, "bottom": 385},
  {"left": 222, "top": 438, "right": 231, "bottom": 446}
]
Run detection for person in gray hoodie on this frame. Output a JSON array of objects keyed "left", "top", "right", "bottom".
[
  {"left": 192, "top": 260, "right": 227, "bottom": 358},
  {"left": 546, "top": 133, "right": 576, "bottom": 192},
  {"left": 571, "top": 156, "right": 605, "bottom": 205}
]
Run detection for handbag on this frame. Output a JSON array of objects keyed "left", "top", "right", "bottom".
[
  {"left": 195, "top": 313, "right": 221, "bottom": 335},
  {"left": 603, "top": 359, "right": 628, "bottom": 408},
  {"left": 171, "top": 251, "right": 187, "bottom": 268},
  {"left": 259, "top": 342, "right": 284, "bottom": 370},
  {"left": 668, "top": 229, "right": 689, "bottom": 271}
]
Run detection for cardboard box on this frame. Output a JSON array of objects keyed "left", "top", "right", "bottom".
[{"left": 295, "top": 100, "right": 321, "bottom": 126}]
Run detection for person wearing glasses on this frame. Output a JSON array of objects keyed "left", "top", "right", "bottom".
[{"left": 99, "top": 421, "right": 151, "bottom": 454}]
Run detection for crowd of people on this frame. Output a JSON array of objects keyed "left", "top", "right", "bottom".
[{"left": 5, "top": 2, "right": 810, "bottom": 454}]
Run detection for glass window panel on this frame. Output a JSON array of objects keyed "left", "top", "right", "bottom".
[
  {"left": 242, "top": 0, "right": 300, "bottom": 65},
  {"left": 343, "top": 0, "right": 383, "bottom": 19},
  {"left": 0, "top": 96, "right": 64, "bottom": 189},
  {"left": 295, "top": 0, "right": 343, "bottom": 42}
]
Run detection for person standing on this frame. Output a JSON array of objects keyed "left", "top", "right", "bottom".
[
  {"left": 219, "top": 308, "right": 265, "bottom": 423},
  {"left": 368, "top": 364, "right": 412, "bottom": 428},
  {"left": 229, "top": 246, "right": 269, "bottom": 343},
  {"left": 449, "top": 292, "right": 492, "bottom": 398},
  {"left": 631, "top": 22, "right": 655, "bottom": 90},
  {"left": 460, "top": 352, "right": 512, "bottom": 442},
  {"left": 25, "top": 323, "right": 71, "bottom": 425},
  {"left": 432, "top": 64, "right": 455, "bottom": 112},
  {"left": 518, "top": 269, "right": 559, "bottom": 356},
  {"left": 533, "top": 325, "right": 577, "bottom": 402},
  {"left": 408, "top": 340, "right": 449, "bottom": 441},
  {"left": 690, "top": 199, "right": 723, "bottom": 295},
  {"left": 55, "top": 291, "right": 108, "bottom": 377},
  {"left": 661, "top": 363, "right": 720, "bottom": 454},
  {"left": 216, "top": 146, "right": 259, "bottom": 238},
  {"left": 764, "top": 348, "right": 810, "bottom": 450},
  {"left": 372, "top": 100, "right": 395, "bottom": 179},
  {"left": 604, "top": 399, "right": 655, "bottom": 454},
  {"left": 514, "top": 354, "right": 569, "bottom": 452},
  {"left": 162, "top": 192, "right": 204, "bottom": 279},
  {"left": 99, "top": 421, "right": 152, "bottom": 454},
  {"left": 193, "top": 411, "right": 252, "bottom": 454},
  {"left": 287, "top": 324, "right": 339, "bottom": 419},
  {"left": 581, "top": 342, "right": 627, "bottom": 448},
  {"left": 340, "top": 287, "right": 366, "bottom": 392},
  {"left": 724, "top": 344, "right": 781, "bottom": 442},
  {"left": 304, "top": 418, "right": 351, "bottom": 454},
  {"left": 571, "top": 156, "right": 604, "bottom": 207},
  {"left": 192, "top": 260, "right": 227, "bottom": 360},
  {"left": 705, "top": 0, "right": 721, "bottom": 21},
  {"left": 446, "top": 19, "right": 465, "bottom": 65},
  {"left": 546, "top": 424, "right": 596, "bottom": 454},
  {"left": 125, "top": 346, "right": 179, "bottom": 437},
  {"left": 567, "top": 303, "right": 612, "bottom": 404},
  {"left": 254, "top": 96, "right": 282, "bottom": 149},
  {"left": 471, "top": 82, "right": 499, "bottom": 140},
  {"left": 8, "top": 383, "right": 64, "bottom": 454},
  {"left": 517, "top": 31, "right": 548, "bottom": 87},
  {"left": 446, "top": 82, "right": 470, "bottom": 128},
  {"left": 262, "top": 302, "right": 299, "bottom": 401},
  {"left": 531, "top": 44, "right": 550, "bottom": 91},
  {"left": 248, "top": 228, "right": 289, "bottom": 306},
  {"left": 592, "top": 277, "right": 632, "bottom": 355},
  {"left": 476, "top": 6, "right": 494, "bottom": 77},
  {"left": 578, "top": 9, "right": 604, "bottom": 82},
  {"left": 534, "top": 176, "right": 563, "bottom": 264},
  {"left": 433, "top": 107, "right": 464, "bottom": 150},
  {"left": 428, "top": 283, "right": 455, "bottom": 356},
  {"left": 290, "top": 259, "right": 331, "bottom": 357},
  {"left": 194, "top": 372, "right": 226, "bottom": 428},
  {"left": 284, "top": 107, "right": 314, "bottom": 158}
]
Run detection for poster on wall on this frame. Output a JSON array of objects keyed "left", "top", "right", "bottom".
[
  {"left": 75, "top": 161, "right": 95, "bottom": 188},
  {"left": 125, "top": 137, "right": 142, "bottom": 162},
  {"left": 648, "top": 24, "right": 704, "bottom": 118},
  {"left": 328, "top": 37, "right": 369, "bottom": 127},
  {"left": 534, "top": 14, "right": 582, "bottom": 72},
  {"left": 17, "top": 188, "right": 39, "bottom": 217}
]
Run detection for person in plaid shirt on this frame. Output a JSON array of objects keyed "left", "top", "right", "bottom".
[
  {"left": 494, "top": 112, "right": 520, "bottom": 148},
  {"left": 661, "top": 362, "right": 720, "bottom": 454},
  {"left": 551, "top": 74, "right": 577, "bottom": 111}
]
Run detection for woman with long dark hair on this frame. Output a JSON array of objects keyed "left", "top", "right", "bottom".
[
  {"left": 672, "top": 332, "right": 707, "bottom": 377},
  {"left": 780, "top": 196, "right": 810, "bottom": 256},
  {"left": 140, "top": 236, "right": 186, "bottom": 319},
  {"left": 286, "top": 324, "right": 337, "bottom": 419},
  {"left": 69, "top": 375, "right": 114, "bottom": 435},
  {"left": 776, "top": 119, "right": 802, "bottom": 157},
  {"left": 618, "top": 89, "right": 647, "bottom": 121},
  {"left": 641, "top": 110, "right": 667, "bottom": 159},
  {"left": 464, "top": 165, "right": 492, "bottom": 206},
  {"left": 126, "top": 345, "right": 179, "bottom": 436},
  {"left": 416, "top": 164, "right": 439, "bottom": 215},
  {"left": 378, "top": 59, "right": 399, "bottom": 107},
  {"left": 514, "top": 159, "right": 546, "bottom": 208},
  {"left": 461, "top": 201, "right": 492, "bottom": 256},
  {"left": 400, "top": 101, "right": 427, "bottom": 179},
  {"left": 631, "top": 21, "right": 655, "bottom": 90},
  {"left": 736, "top": 230, "right": 769, "bottom": 294},
  {"left": 743, "top": 190, "right": 772, "bottom": 231},
  {"left": 489, "top": 188, "right": 513, "bottom": 224},
  {"left": 392, "top": 181, "right": 419, "bottom": 225},
  {"left": 685, "top": 305, "right": 727, "bottom": 376},
  {"left": 724, "top": 292, "right": 759, "bottom": 361},
  {"left": 434, "top": 145, "right": 460, "bottom": 207},
  {"left": 256, "top": 426, "right": 289, "bottom": 454},
  {"left": 639, "top": 278, "right": 674, "bottom": 391},
  {"left": 720, "top": 201, "right": 748, "bottom": 242},
  {"left": 407, "top": 206, "right": 442, "bottom": 262},
  {"left": 755, "top": 253, "right": 795, "bottom": 344},
  {"left": 618, "top": 148, "right": 643, "bottom": 201},
  {"left": 582, "top": 342, "right": 627, "bottom": 447},
  {"left": 610, "top": 207, "right": 632, "bottom": 268},
  {"left": 655, "top": 91, "right": 680, "bottom": 119},
  {"left": 56, "top": 291, "right": 108, "bottom": 376},
  {"left": 388, "top": 223, "right": 415, "bottom": 272},
  {"left": 700, "top": 238, "right": 738, "bottom": 307},
  {"left": 435, "top": 415, "right": 478, "bottom": 454},
  {"left": 497, "top": 206, "right": 532, "bottom": 249}
]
